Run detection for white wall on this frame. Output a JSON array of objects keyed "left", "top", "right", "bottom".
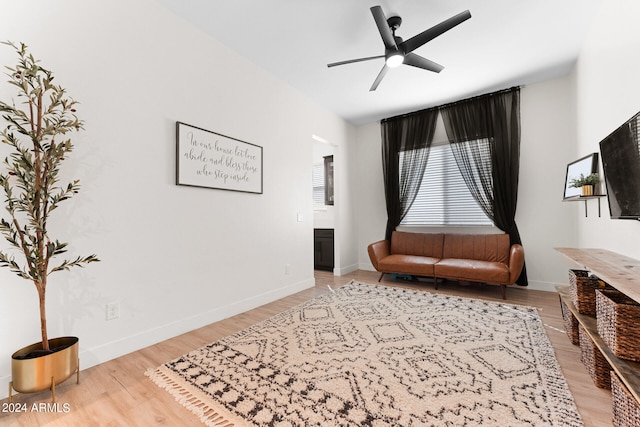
[
  {"left": 354, "top": 76, "right": 580, "bottom": 291},
  {"left": 355, "top": 123, "right": 388, "bottom": 267},
  {"left": 334, "top": 125, "right": 360, "bottom": 275},
  {"left": 574, "top": 0, "right": 640, "bottom": 257},
  {"left": 518, "top": 76, "right": 580, "bottom": 288},
  {"left": 0, "top": 0, "right": 356, "bottom": 399}
]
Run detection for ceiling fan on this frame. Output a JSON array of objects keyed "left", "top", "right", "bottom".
[{"left": 327, "top": 5, "right": 471, "bottom": 91}]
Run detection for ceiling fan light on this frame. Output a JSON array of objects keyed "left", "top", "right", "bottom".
[{"left": 386, "top": 53, "right": 404, "bottom": 68}]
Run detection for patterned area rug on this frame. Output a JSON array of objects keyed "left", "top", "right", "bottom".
[{"left": 146, "top": 282, "right": 582, "bottom": 426}]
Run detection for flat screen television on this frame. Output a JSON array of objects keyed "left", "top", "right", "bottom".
[{"left": 599, "top": 110, "right": 640, "bottom": 220}]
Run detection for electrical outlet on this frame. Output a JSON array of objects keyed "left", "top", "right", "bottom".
[
  {"left": 106, "top": 302, "right": 120, "bottom": 320},
  {"left": 285, "top": 264, "right": 291, "bottom": 275}
]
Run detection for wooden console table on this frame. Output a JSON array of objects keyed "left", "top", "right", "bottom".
[
  {"left": 556, "top": 247, "right": 640, "bottom": 404},
  {"left": 556, "top": 247, "right": 640, "bottom": 304}
]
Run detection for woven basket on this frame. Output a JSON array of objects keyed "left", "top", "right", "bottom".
[
  {"left": 569, "top": 269, "right": 606, "bottom": 316},
  {"left": 596, "top": 289, "right": 640, "bottom": 362},
  {"left": 559, "top": 296, "right": 579, "bottom": 345},
  {"left": 578, "top": 324, "right": 612, "bottom": 389},
  {"left": 612, "top": 372, "right": 640, "bottom": 427}
]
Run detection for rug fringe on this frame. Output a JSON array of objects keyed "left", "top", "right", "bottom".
[{"left": 145, "top": 367, "right": 242, "bottom": 427}]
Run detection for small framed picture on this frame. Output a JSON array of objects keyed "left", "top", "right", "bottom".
[{"left": 563, "top": 153, "right": 598, "bottom": 199}]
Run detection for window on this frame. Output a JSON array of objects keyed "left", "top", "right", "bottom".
[
  {"left": 400, "top": 141, "right": 493, "bottom": 226},
  {"left": 313, "top": 156, "right": 334, "bottom": 207},
  {"left": 312, "top": 162, "right": 325, "bottom": 207}
]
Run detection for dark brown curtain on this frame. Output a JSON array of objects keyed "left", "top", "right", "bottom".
[
  {"left": 381, "top": 108, "right": 438, "bottom": 240},
  {"left": 440, "top": 87, "right": 528, "bottom": 285}
]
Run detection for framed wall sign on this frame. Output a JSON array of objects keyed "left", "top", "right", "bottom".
[
  {"left": 563, "top": 153, "right": 598, "bottom": 199},
  {"left": 176, "top": 122, "right": 263, "bottom": 194}
]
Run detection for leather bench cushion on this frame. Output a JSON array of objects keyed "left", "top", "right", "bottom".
[
  {"left": 390, "top": 231, "right": 444, "bottom": 258},
  {"left": 442, "top": 233, "right": 510, "bottom": 263},
  {"left": 378, "top": 254, "right": 439, "bottom": 276},
  {"left": 435, "top": 258, "right": 509, "bottom": 284}
]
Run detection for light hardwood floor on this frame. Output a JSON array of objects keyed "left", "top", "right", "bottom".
[{"left": 1, "top": 270, "right": 613, "bottom": 426}]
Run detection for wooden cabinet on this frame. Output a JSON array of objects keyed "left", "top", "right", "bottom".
[
  {"left": 556, "top": 248, "right": 640, "bottom": 404},
  {"left": 314, "top": 228, "right": 334, "bottom": 271}
]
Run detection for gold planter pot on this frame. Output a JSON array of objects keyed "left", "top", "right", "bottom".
[
  {"left": 581, "top": 185, "right": 594, "bottom": 196},
  {"left": 9, "top": 336, "right": 80, "bottom": 402}
]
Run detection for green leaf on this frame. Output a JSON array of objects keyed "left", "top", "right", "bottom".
[{"left": 0, "top": 41, "right": 98, "bottom": 287}]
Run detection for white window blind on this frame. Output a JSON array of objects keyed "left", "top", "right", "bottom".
[
  {"left": 400, "top": 142, "right": 493, "bottom": 226},
  {"left": 312, "top": 162, "right": 325, "bottom": 206}
]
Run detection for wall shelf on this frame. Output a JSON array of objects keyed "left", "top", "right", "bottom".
[{"left": 563, "top": 195, "right": 605, "bottom": 217}]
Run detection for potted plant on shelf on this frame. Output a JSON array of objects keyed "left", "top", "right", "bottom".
[
  {"left": 0, "top": 41, "right": 99, "bottom": 401},
  {"left": 569, "top": 172, "right": 601, "bottom": 197}
]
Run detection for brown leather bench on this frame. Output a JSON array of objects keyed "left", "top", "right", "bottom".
[{"left": 367, "top": 231, "right": 525, "bottom": 299}]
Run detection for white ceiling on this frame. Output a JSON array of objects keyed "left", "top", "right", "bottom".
[{"left": 158, "top": 0, "right": 600, "bottom": 126}]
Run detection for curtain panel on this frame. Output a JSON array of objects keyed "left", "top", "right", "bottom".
[
  {"left": 440, "top": 87, "right": 528, "bottom": 285},
  {"left": 381, "top": 108, "right": 438, "bottom": 240}
]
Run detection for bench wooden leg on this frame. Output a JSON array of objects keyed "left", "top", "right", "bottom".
[
  {"left": 501, "top": 285, "right": 506, "bottom": 300},
  {"left": 378, "top": 272, "right": 385, "bottom": 282},
  {"left": 434, "top": 277, "right": 439, "bottom": 290}
]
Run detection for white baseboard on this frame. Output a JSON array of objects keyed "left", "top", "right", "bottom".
[
  {"left": 0, "top": 278, "right": 314, "bottom": 400},
  {"left": 334, "top": 263, "right": 358, "bottom": 276},
  {"left": 523, "top": 280, "right": 561, "bottom": 292},
  {"left": 359, "top": 262, "right": 375, "bottom": 271}
]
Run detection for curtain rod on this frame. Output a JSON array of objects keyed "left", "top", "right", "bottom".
[{"left": 381, "top": 86, "right": 520, "bottom": 124}]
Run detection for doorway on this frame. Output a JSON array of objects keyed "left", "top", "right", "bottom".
[{"left": 312, "top": 137, "right": 336, "bottom": 273}]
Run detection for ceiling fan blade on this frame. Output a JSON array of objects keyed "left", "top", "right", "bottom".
[
  {"left": 403, "top": 53, "right": 444, "bottom": 73},
  {"left": 327, "top": 55, "right": 385, "bottom": 68},
  {"left": 370, "top": 65, "right": 389, "bottom": 91},
  {"left": 370, "top": 6, "right": 397, "bottom": 50},
  {"left": 400, "top": 10, "right": 471, "bottom": 54}
]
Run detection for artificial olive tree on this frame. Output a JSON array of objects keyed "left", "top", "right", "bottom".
[{"left": 0, "top": 42, "right": 99, "bottom": 352}]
